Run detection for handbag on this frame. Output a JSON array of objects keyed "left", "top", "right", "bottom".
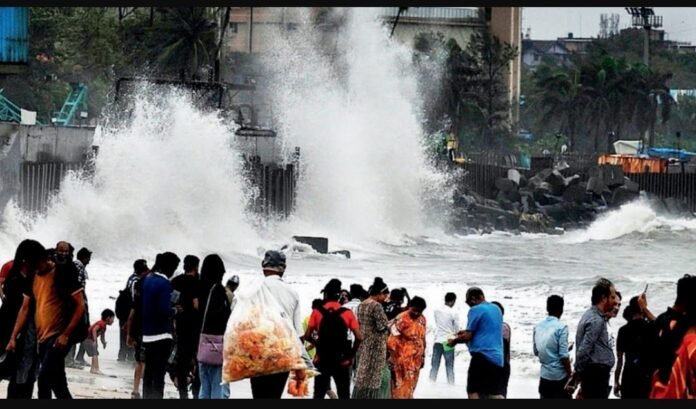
[{"left": 197, "top": 285, "right": 224, "bottom": 366}]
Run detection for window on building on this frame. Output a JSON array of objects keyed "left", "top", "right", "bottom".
[
  {"left": 534, "top": 54, "right": 540, "bottom": 61},
  {"left": 229, "top": 23, "right": 238, "bottom": 33},
  {"left": 286, "top": 23, "right": 298, "bottom": 31}
]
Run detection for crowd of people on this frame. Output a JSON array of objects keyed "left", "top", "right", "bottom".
[{"left": 0, "top": 238, "right": 694, "bottom": 399}]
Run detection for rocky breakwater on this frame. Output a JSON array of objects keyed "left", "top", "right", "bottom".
[{"left": 451, "top": 164, "right": 643, "bottom": 234}]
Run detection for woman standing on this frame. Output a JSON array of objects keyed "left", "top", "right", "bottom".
[
  {"left": 197, "top": 254, "right": 231, "bottom": 399},
  {"left": 352, "top": 277, "right": 391, "bottom": 399},
  {"left": 387, "top": 296, "right": 427, "bottom": 399},
  {"left": 1, "top": 239, "right": 50, "bottom": 398}
]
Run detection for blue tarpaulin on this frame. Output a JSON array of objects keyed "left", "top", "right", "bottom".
[{"left": 644, "top": 147, "right": 696, "bottom": 161}]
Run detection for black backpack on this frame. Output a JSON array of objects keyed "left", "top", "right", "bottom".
[
  {"left": 115, "top": 285, "right": 133, "bottom": 322},
  {"left": 316, "top": 306, "right": 352, "bottom": 365}
]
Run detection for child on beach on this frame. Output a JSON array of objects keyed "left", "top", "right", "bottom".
[{"left": 85, "top": 309, "right": 116, "bottom": 375}]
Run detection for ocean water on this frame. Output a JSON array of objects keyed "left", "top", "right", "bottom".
[{"left": 0, "top": 8, "right": 693, "bottom": 398}]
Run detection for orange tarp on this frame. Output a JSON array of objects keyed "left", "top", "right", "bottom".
[{"left": 598, "top": 154, "right": 668, "bottom": 174}]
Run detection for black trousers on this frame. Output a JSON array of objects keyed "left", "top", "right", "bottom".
[
  {"left": 7, "top": 378, "right": 35, "bottom": 399},
  {"left": 313, "top": 363, "right": 351, "bottom": 399},
  {"left": 143, "top": 339, "right": 173, "bottom": 399},
  {"left": 580, "top": 364, "right": 611, "bottom": 399},
  {"left": 250, "top": 372, "right": 289, "bottom": 399},
  {"left": 175, "top": 341, "right": 198, "bottom": 399},
  {"left": 539, "top": 377, "right": 572, "bottom": 399}
]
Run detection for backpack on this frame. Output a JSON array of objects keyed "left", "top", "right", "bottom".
[
  {"left": 115, "top": 286, "right": 132, "bottom": 322},
  {"left": 316, "top": 306, "right": 352, "bottom": 365}
]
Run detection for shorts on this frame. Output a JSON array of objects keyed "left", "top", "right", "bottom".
[
  {"left": 134, "top": 339, "right": 146, "bottom": 363},
  {"left": 467, "top": 352, "right": 504, "bottom": 396},
  {"left": 84, "top": 339, "right": 99, "bottom": 357}
]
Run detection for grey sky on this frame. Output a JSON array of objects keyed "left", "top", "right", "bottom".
[{"left": 522, "top": 7, "right": 696, "bottom": 44}]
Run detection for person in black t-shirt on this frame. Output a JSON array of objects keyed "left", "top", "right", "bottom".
[
  {"left": 614, "top": 295, "right": 655, "bottom": 398},
  {"left": 171, "top": 255, "right": 202, "bottom": 399}
]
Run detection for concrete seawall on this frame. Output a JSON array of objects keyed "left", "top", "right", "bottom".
[{"left": 0, "top": 122, "right": 95, "bottom": 212}]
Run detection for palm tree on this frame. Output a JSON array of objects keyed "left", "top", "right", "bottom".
[
  {"left": 532, "top": 64, "right": 587, "bottom": 152},
  {"left": 152, "top": 7, "right": 217, "bottom": 80},
  {"left": 633, "top": 69, "right": 674, "bottom": 148}
]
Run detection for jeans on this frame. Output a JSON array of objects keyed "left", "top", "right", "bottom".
[
  {"left": 37, "top": 335, "right": 72, "bottom": 399},
  {"left": 429, "top": 342, "right": 455, "bottom": 384},
  {"left": 198, "top": 363, "right": 229, "bottom": 399}
]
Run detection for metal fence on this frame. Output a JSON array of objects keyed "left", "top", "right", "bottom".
[
  {"left": 627, "top": 171, "right": 696, "bottom": 212},
  {"left": 243, "top": 159, "right": 297, "bottom": 218},
  {"left": 19, "top": 162, "right": 84, "bottom": 213}
]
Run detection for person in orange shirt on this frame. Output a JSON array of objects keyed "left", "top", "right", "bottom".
[
  {"left": 12, "top": 241, "right": 86, "bottom": 399},
  {"left": 387, "top": 296, "right": 427, "bottom": 399}
]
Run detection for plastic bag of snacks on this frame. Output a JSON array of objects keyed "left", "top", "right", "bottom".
[
  {"left": 222, "top": 282, "right": 309, "bottom": 382},
  {"left": 286, "top": 370, "right": 310, "bottom": 397}
]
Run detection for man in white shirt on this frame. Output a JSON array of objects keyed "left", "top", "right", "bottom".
[
  {"left": 249, "top": 250, "right": 308, "bottom": 399},
  {"left": 429, "top": 292, "right": 460, "bottom": 385}
]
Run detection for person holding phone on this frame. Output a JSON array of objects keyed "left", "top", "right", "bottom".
[{"left": 613, "top": 292, "right": 655, "bottom": 398}]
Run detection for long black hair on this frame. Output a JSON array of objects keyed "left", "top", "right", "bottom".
[
  {"left": 200, "top": 254, "right": 226, "bottom": 291},
  {"left": 9, "top": 239, "right": 47, "bottom": 279}
]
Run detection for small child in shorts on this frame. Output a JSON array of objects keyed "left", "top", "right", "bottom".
[{"left": 85, "top": 308, "right": 115, "bottom": 375}]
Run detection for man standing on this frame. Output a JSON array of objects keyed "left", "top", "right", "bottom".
[
  {"left": 248, "top": 250, "right": 309, "bottom": 398},
  {"left": 533, "top": 295, "right": 572, "bottom": 399},
  {"left": 70, "top": 247, "right": 92, "bottom": 366},
  {"left": 448, "top": 287, "right": 504, "bottom": 399},
  {"left": 569, "top": 278, "right": 619, "bottom": 399},
  {"left": 20, "top": 240, "right": 86, "bottom": 399},
  {"left": 430, "top": 292, "right": 460, "bottom": 385},
  {"left": 171, "top": 255, "right": 201, "bottom": 399},
  {"left": 141, "top": 252, "right": 180, "bottom": 399},
  {"left": 304, "top": 278, "right": 362, "bottom": 399},
  {"left": 126, "top": 258, "right": 151, "bottom": 399}
]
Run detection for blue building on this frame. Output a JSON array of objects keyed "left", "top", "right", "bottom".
[{"left": 0, "top": 7, "right": 29, "bottom": 74}]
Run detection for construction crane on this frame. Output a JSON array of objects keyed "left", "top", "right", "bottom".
[{"left": 51, "top": 82, "right": 89, "bottom": 127}]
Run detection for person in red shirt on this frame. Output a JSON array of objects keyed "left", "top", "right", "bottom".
[
  {"left": 304, "top": 279, "right": 362, "bottom": 399},
  {"left": 84, "top": 309, "right": 115, "bottom": 375},
  {"left": 0, "top": 259, "right": 14, "bottom": 300}
]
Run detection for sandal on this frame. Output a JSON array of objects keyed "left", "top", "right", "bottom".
[{"left": 131, "top": 391, "right": 141, "bottom": 399}]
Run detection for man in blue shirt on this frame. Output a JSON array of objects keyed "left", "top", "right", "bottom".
[
  {"left": 533, "top": 295, "right": 572, "bottom": 399},
  {"left": 141, "top": 252, "right": 180, "bottom": 399},
  {"left": 448, "top": 287, "right": 504, "bottom": 399}
]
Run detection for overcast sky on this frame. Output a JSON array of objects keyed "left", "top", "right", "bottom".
[{"left": 522, "top": 7, "right": 696, "bottom": 44}]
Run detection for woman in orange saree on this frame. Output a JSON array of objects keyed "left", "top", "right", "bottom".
[{"left": 387, "top": 296, "right": 427, "bottom": 399}]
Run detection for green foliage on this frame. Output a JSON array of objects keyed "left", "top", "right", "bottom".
[
  {"left": 525, "top": 45, "right": 675, "bottom": 154},
  {"left": 413, "top": 28, "right": 518, "bottom": 156},
  {"left": 0, "top": 7, "right": 224, "bottom": 123}
]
